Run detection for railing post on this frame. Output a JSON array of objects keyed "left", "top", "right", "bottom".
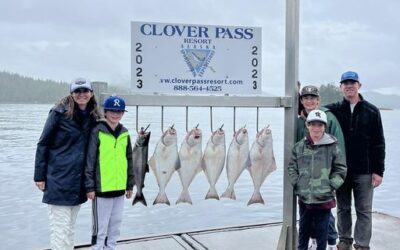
[
  {"left": 91, "top": 81, "right": 108, "bottom": 104},
  {"left": 277, "top": 0, "right": 299, "bottom": 249}
]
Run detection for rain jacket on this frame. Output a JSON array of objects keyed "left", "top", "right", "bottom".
[
  {"left": 297, "top": 107, "right": 346, "bottom": 161},
  {"left": 325, "top": 94, "right": 385, "bottom": 177},
  {"left": 288, "top": 133, "right": 347, "bottom": 205},
  {"left": 34, "top": 103, "right": 96, "bottom": 205},
  {"left": 85, "top": 121, "right": 134, "bottom": 196}
]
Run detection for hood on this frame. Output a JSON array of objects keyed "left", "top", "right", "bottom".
[{"left": 313, "top": 133, "right": 337, "bottom": 146}]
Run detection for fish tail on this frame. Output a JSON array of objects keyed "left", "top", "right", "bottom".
[
  {"left": 132, "top": 193, "right": 147, "bottom": 206},
  {"left": 176, "top": 190, "right": 192, "bottom": 205},
  {"left": 247, "top": 190, "right": 265, "bottom": 206},
  {"left": 153, "top": 191, "right": 170, "bottom": 206},
  {"left": 205, "top": 186, "right": 219, "bottom": 200},
  {"left": 221, "top": 186, "right": 236, "bottom": 200}
]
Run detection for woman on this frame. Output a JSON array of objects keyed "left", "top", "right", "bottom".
[{"left": 34, "top": 78, "right": 101, "bottom": 250}]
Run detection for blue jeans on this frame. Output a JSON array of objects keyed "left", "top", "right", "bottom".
[
  {"left": 336, "top": 174, "right": 373, "bottom": 248},
  {"left": 310, "top": 212, "right": 338, "bottom": 245},
  {"left": 298, "top": 204, "right": 331, "bottom": 250}
]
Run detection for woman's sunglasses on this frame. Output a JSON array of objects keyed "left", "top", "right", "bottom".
[{"left": 73, "top": 88, "right": 91, "bottom": 94}]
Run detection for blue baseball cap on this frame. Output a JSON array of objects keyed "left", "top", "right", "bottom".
[
  {"left": 340, "top": 71, "right": 359, "bottom": 83},
  {"left": 103, "top": 95, "right": 128, "bottom": 112}
]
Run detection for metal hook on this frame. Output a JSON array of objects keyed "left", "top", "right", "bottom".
[
  {"left": 143, "top": 124, "right": 151, "bottom": 132},
  {"left": 195, "top": 123, "right": 199, "bottom": 129},
  {"left": 233, "top": 107, "right": 236, "bottom": 133},
  {"left": 210, "top": 106, "right": 213, "bottom": 132},
  {"left": 161, "top": 106, "right": 164, "bottom": 133},
  {"left": 186, "top": 106, "right": 189, "bottom": 133},
  {"left": 219, "top": 124, "right": 224, "bottom": 130},
  {"left": 256, "top": 107, "right": 259, "bottom": 133},
  {"left": 136, "top": 106, "right": 139, "bottom": 133}
]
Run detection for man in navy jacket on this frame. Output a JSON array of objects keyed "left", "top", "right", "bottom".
[{"left": 325, "top": 71, "right": 385, "bottom": 250}]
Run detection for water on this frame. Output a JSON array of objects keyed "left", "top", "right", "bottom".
[{"left": 0, "top": 104, "right": 398, "bottom": 250}]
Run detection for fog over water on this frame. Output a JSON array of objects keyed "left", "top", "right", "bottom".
[{"left": 0, "top": 104, "right": 398, "bottom": 249}]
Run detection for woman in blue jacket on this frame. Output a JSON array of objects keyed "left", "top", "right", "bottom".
[{"left": 34, "top": 78, "right": 101, "bottom": 250}]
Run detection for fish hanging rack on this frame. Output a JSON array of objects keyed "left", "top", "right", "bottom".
[{"left": 100, "top": 93, "right": 292, "bottom": 132}]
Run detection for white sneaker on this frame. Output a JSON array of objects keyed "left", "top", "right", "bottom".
[
  {"left": 327, "top": 244, "right": 337, "bottom": 250},
  {"left": 308, "top": 238, "right": 317, "bottom": 250}
]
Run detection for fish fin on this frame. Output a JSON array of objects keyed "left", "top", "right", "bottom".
[
  {"left": 201, "top": 158, "right": 207, "bottom": 171},
  {"left": 132, "top": 193, "right": 147, "bottom": 206},
  {"left": 148, "top": 156, "right": 156, "bottom": 171},
  {"left": 174, "top": 156, "right": 181, "bottom": 170},
  {"left": 247, "top": 190, "right": 265, "bottom": 206},
  {"left": 205, "top": 186, "right": 219, "bottom": 200},
  {"left": 176, "top": 190, "right": 192, "bottom": 205},
  {"left": 153, "top": 192, "right": 170, "bottom": 206},
  {"left": 245, "top": 155, "right": 252, "bottom": 168},
  {"left": 221, "top": 187, "right": 236, "bottom": 200}
]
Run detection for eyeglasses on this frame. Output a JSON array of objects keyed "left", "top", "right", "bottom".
[{"left": 73, "top": 88, "right": 91, "bottom": 94}]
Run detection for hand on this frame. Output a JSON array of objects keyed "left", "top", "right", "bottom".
[
  {"left": 372, "top": 174, "right": 383, "bottom": 188},
  {"left": 87, "top": 191, "right": 95, "bottom": 200},
  {"left": 35, "top": 181, "right": 45, "bottom": 191},
  {"left": 126, "top": 190, "right": 133, "bottom": 199}
]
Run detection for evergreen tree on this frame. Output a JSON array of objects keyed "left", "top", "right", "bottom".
[{"left": 319, "top": 82, "right": 342, "bottom": 105}]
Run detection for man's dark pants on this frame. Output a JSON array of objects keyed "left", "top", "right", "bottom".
[{"left": 337, "top": 174, "right": 374, "bottom": 249}]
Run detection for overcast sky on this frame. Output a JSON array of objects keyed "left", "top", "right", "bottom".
[{"left": 1, "top": 0, "right": 399, "bottom": 95}]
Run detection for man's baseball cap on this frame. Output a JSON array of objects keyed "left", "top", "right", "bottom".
[
  {"left": 340, "top": 71, "right": 359, "bottom": 83},
  {"left": 70, "top": 78, "right": 93, "bottom": 93},
  {"left": 300, "top": 85, "right": 319, "bottom": 97}
]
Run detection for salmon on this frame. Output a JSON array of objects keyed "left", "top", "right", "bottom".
[{"left": 132, "top": 125, "right": 151, "bottom": 206}]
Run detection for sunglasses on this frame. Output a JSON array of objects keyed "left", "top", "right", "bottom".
[{"left": 73, "top": 88, "right": 91, "bottom": 94}]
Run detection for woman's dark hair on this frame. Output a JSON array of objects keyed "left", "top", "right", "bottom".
[{"left": 56, "top": 93, "right": 102, "bottom": 120}]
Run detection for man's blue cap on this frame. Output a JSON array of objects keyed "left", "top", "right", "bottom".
[{"left": 340, "top": 71, "right": 359, "bottom": 83}]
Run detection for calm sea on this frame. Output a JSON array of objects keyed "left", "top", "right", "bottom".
[{"left": 0, "top": 104, "right": 398, "bottom": 249}]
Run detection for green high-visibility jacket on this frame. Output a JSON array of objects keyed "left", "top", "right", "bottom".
[{"left": 85, "top": 121, "right": 134, "bottom": 195}]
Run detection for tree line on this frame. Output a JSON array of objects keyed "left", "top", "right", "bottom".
[
  {"left": 0, "top": 71, "right": 129, "bottom": 104},
  {"left": 0, "top": 71, "right": 343, "bottom": 104}
]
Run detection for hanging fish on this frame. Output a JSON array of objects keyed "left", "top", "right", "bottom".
[
  {"left": 247, "top": 126, "right": 277, "bottom": 205},
  {"left": 202, "top": 125, "right": 226, "bottom": 200},
  {"left": 132, "top": 125, "right": 151, "bottom": 206},
  {"left": 221, "top": 126, "right": 250, "bottom": 200},
  {"left": 176, "top": 125, "right": 203, "bottom": 204},
  {"left": 148, "top": 125, "right": 180, "bottom": 205}
]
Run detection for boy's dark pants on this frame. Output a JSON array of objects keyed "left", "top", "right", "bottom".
[
  {"left": 298, "top": 204, "right": 331, "bottom": 250},
  {"left": 310, "top": 212, "right": 338, "bottom": 245}
]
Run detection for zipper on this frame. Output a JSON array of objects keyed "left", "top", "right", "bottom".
[{"left": 310, "top": 148, "right": 315, "bottom": 203}]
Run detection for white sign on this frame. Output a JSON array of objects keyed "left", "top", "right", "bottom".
[{"left": 131, "top": 21, "right": 262, "bottom": 94}]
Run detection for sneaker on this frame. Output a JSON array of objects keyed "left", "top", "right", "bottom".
[
  {"left": 353, "top": 244, "right": 370, "bottom": 250},
  {"left": 308, "top": 238, "right": 317, "bottom": 250},
  {"left": 337, "top": 241, "right": 352, "bottom": 250}
]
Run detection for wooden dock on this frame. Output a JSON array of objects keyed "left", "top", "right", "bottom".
[{"left": 74, "top": 212, "right": 399, "bottom": 250}]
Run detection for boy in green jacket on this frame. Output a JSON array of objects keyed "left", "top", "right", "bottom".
[
  {"left": 85, "top": 95, "right": 134, "bottom": 250},
  {"left": 297, "top": 85, "right": 345, "bottom": 250},
  {"left": 288, "top": 109, "right": 347, "bottom": 250}
]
